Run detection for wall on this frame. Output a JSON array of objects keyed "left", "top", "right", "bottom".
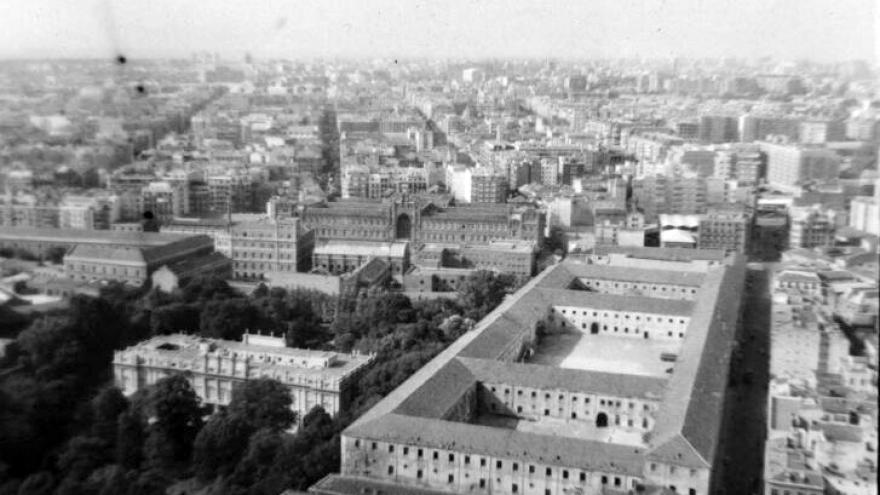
[
  {"left": 549, "top": 305, "right": 691, "bottom": 341},
  {"left": 340, "top": 435, "right": 646, "bottom": 495}
]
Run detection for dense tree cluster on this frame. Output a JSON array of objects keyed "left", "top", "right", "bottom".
[{"left": 0, "top": 270, "right": 519, "bottom": 494}]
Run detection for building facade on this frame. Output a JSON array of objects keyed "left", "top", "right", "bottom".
[
  {"left": 113, "top": 333, "right": 373, "bottom": 426},
  {"left": 698, "top": 206, "right": 752, "bottom": 254}
]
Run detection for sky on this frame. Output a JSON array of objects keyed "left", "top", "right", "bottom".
[{"left": 0, "top": 0, "right": 876, "bottom": 62}]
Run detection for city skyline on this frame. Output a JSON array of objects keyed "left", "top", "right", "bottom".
[{"left": 0, "top": 0, "right": 877, "bottom": 63}]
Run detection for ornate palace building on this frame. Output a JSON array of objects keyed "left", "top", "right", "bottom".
[
  {"left": 301, "top": 197, "right": 544, "bottom": 246},
  {"left": 300, "top": 196, "right": 545, "bottom": 277},
  {"left": 113, "top": 332, "right": 373, "bottom": 427},
  {"left": 312, "top": 248, "right": 746, "bottom": 495}
]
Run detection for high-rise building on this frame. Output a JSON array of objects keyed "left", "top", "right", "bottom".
[
  {"left": 849, "top": 195, "right": 880, "bottom": 236},
  {"left": 699, "top": 115, "right": 739, "bottom": 143},
  {"left": 762, "top": 143, "right": 840, "bottom": 187},
  {"left": 632, "top": 174, "right": 708, "bottom": 220},
  {"left": 471, "top": 169, "right": 508, "bottom": 204},
  {"left": 789, "top": 206, "right": 835, "bottom": 248},
  {"left": 799, "top": 119, "right": 847, "bottom": 144},
  {"left": 698, "top": 205, "right": 752, "bottom": 254},
  {"left": 738, "top": 115, "right": 800, "bottom": 143}
]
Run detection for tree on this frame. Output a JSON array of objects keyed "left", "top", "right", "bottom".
[
  {"left": 90, "top": 386, "right": 129, "bottom": 445},
  {"left": 148, "top": 303, "right": 200, "bottom": 335},
  {"left": 459, "top": 270, "right": 517, "bottom": 320},
  {"left": 125, "top": 469, "right": 170, "bottom": 495},
  {"left": 227, "top": 379, "right": 296, "bottom": 432},
  {"left": 16, "top": 471, "right": 54, "bottom": 495},
  {"left": 227, "top": 428, "right": 283, "bottom": 490},
  {"left": 115, "top": 410, "right": 146, "bottom": 470},
  {"left": 180, "top": 275, "right": 236, "bottom": 303},
  {"left": 192, "top": 412, "right": 253, "bottom": 481},
  {"left": 144, "top": 375, "right": 203, "bottom": 469},
  {"left": 199, "top": 299, "right": 265, "bottom": 340},
  {"left": 252, "top": 283, "right": 269, "bottom": 298},
  {"left": 56, "top": 436, "right": 111, "bottom": 486}
]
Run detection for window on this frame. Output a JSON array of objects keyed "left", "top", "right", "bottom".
[
  {"left": 512, "top": 484, "right": 518, "bottom": 493},
  {"left": 614, "top": 477, "right": 621, "bottom": 487},
  {"left": 403, "top": 447, "right": 408, "bottom": 455},
  {"left": 497, "top": 460, "right": 503, "bottom": 469},
  {"left": 448, "top": 474, "right": 454, "bottom": 484},
  {"left": 465, "top": 455, "right": 470, "bottom": 464},
  {"left": 354, "top": 440, "right": 360, "bottom": 448},
  {"left": 418, "top": 448, "right": 423, "bottom": 458},
  {"left": 388, "top": 445, "right": 394, "bottom": 453},
  {"left": 448, "top": 453, "right": 454, "bottom": 462},
  {"left": 417, "top": 469, "right": 423, "bottom": 479},
  {"left": 371, "top": 442, "right": 377, "bottom": 450},
  {"left": 563, "top": 470, "right": 569, "bottom": 479},
  {"left": 580, "top": 472, "right": 586, "bottom": 482},
  {"left": 479, "top": 479, "right": 486, "bottom": 488},
  {"left": 546, "top": 468, "right": 552, "bottom": 476},
  {"left": 529, "top": 465, "right": 535, "bottom": 474},
  {"left": 433, "top": 452, "right": 439, "bottom": 460},
  {"left": 387, "top": 466, "right": 393, "bottom": 475}
]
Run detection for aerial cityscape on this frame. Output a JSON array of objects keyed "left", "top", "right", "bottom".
[{"left": 0, "top": 1, "right": 877, "bottom": 495}]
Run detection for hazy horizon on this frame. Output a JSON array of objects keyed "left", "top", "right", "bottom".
[{"left": 0, "top": 0, "right": 877, "bottom": 63}]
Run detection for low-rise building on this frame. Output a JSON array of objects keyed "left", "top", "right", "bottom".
[
  {"left": 64, "top": 234, "right": 214, "bottom": 285},
  {"left": 151, "top": 251, "right": 232, "bottom": 292},
  {"left": 313, "top": 240, "right": 409, "bottom": 277},
  {"left": 789, "top": 206, "right": 836, "bottom": 249}
]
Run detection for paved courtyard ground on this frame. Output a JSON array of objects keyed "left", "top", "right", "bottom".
[{"left": 530, "top": 331, "right": 682, "bottom": 377}]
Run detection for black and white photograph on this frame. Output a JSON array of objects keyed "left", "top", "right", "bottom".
[{"left": 0, "top": 1, "right": 877, "bottom": 494}]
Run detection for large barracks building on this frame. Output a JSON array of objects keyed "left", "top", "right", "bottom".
[{"left": 312, "top": 248, "right": 746, "bottom": 495}]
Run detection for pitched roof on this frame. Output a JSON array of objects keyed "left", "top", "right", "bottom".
[
  {"left": 591, "top": 245, "right": 727, "bottom": 262},
  {"left": 542, "top": 288, "right": 694, "bottom": 316},
  {"left": 314, "top": 240, "right": 408, "bottom": 258},
  {"left": 540, "top": 262, "right": 706, "bottom": 288},
  {"left": 647, "top": 256, "right": 746, "bottom": 468},
  {"left": 0, "top": 227, "right": 197, "bottom": 248},
  {"left": 66, "top": 244, "right": 147, "bottom": 265},
  {"left": 459, "top": 357, "right": 667, "bottom": 400}
]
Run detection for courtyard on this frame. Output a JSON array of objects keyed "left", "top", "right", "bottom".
[{"left": 529, "top": 330, "right": 683, "bottom": 377}]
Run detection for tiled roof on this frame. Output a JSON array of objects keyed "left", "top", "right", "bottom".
[
  {"left": 159, "top": 251, "right": 230, "bottom": 277},
  {"left": 459, "top": 357, "right": 666, "bottom": 399},
  {"left": 66, "top": 244, "right": 147, "bottom": 264},
  {"left": 648, "top": 255, "right": 746, "bottom": 468},
  {"left": 540, "top": 262, "right": 706, "bottom": 288},
  {"left": 314, "top": 240, "right": 408, "bottom": 259},
  {"left": 591, "top": 245, "right": 727, "bottom": 262},
  {"left": 140, "top": 235, "right": 213, "bottom": 265},
  {"left": 0, "top": 227, "right": 196, "bottom": 248},
  {"left": 343, "top": 254, "right": 746, "bottom": 477},
  {"left": 393, "top": 359, "right": 476, "bottom": 419}
]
